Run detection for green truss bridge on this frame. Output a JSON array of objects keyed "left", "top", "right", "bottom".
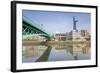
[{"left": 22, "top": 16, "right": 51, "bottom": 41}]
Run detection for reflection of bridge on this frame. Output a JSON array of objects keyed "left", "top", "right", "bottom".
[
  {"left": 36, "top": 46, "right": 52, "bottom": 62},
  {"left": 22, "top": 16, "right": 51, "bottom": 40}
]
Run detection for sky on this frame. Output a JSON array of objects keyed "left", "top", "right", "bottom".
[{"left": 22, "top": 10, "right": 91, "bottom": 34}]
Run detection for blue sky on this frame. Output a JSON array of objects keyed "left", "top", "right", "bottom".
[{"left": 22, "top": 10, "right": 91, "bottom": 34}]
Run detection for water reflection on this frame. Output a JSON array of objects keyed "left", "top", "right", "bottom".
[{"left": 22, "top": 43, "right": 90, "bottom": 63}]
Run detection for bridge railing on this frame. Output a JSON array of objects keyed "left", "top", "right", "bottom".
[
  {"left": 23, "top": 15, "right": 51, "bottom": 37},
  {"left": 23, "top": 15, "right": 45, "bottom": 32}
]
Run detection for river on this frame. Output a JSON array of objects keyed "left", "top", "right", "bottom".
[{"left": 22, "top": 42, "right": 90, "bottom": 63}]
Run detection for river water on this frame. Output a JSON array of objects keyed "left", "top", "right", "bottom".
[{"left": 22, "top": 43, "right": 90, "bottom": 63}]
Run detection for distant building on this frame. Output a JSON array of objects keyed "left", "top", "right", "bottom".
[
  {"left": 54, "top": 33, "right": 67, "bottom": 41},
  {"left": 67, "top": 29, "right": 91, "bottom": 41},
  {"left": 54, "top": 17, "right": 90, "bottom": 42},
  {"left": 67, "top": 30, "right": 81, "bottom": 40},
  {"left": 66, "top": 17, "right": 90, "bottom": 41},
  {"left": 80, "top": 30, "right": 88, "bottom": 37},
  {"left": 80, "top": 30, "right": 90, "bottom": 40}
]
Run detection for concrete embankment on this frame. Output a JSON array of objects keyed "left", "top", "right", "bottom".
[
  {"left": 22, "top": 40, "right": 42, "bottom": 46},
  {"left": 22, "top": 40, "right": 90, "bottom": 46},
  {"left": 47, "top": 40, "right": 89, "bottom": 44}
]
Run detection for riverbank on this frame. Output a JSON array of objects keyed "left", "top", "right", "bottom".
[
  {"left": 47, "top": 40, "right": 90, "bottom": 44},
  {"left": 23, "top": 40, "right": 90, "bottom": 46},
  {"left": 22, "top": 40, "right": 42, "bottom": 46}
]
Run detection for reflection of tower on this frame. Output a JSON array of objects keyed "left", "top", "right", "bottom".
[{"left": 73, "top": 16, "right": 78, "bottom": 32}]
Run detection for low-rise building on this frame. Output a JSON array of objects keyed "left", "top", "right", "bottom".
[{"left": 54, "top": 33, "right": 67, "bottom": 41}]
